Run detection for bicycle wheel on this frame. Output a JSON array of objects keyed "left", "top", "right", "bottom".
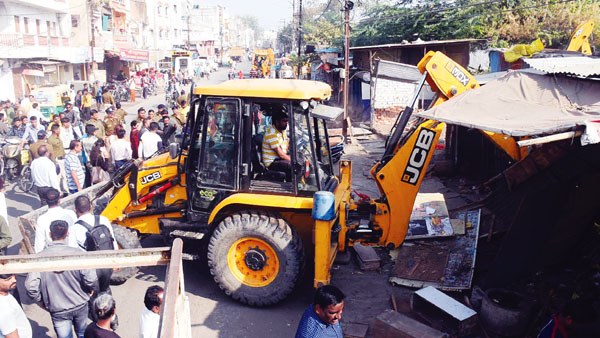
[{"left": 19, "top": 165, "right": 34, "bottom": 193}]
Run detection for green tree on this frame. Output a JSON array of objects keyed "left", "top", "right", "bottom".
[{"left": 352, "top": 0, "right": 600, "bottom": 50}]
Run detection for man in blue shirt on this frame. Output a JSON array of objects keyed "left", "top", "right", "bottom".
[{"left": 295, "top": 285, "right": 345, "bottom": 338}]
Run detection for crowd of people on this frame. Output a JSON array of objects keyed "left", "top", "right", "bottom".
[
  {"left": 0, "top": 79, "right": 192, "bottom": 337},
  {"left": 0, "top": 84, "right": 190, "bottom": 206}
]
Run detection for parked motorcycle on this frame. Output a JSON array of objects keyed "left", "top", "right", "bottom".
[{"left": 1, "top": 137, "right": 34, "bottom": 192}]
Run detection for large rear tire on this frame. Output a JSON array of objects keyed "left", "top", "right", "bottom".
[
  {"left": 207, "top": 211, "right": 304, "bottom": 306},
  {"left": 110, "top": 224, "right": 142, "bottom": 285}
]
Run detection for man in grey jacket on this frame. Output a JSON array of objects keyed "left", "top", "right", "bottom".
[{"left": 25, "top": 220, "right": 98, "bottom": 338}]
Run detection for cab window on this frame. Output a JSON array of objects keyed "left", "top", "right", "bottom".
[
  {"left": 293, "top": 111, "right": 318, "bottom": 192},
  {"left": 314, "top": 118, "right": 333, "bottom": 179},
  {"left": 197, "top": 98, "right": 240, "bottom": 189}
]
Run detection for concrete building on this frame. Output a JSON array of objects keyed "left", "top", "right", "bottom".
[{"left": 0, "top": 0, "right": 73, "bottom": 100}]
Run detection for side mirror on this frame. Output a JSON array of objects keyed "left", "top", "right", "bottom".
[{"left": 168, "top": 142, "right": 180, "bottom": 159}]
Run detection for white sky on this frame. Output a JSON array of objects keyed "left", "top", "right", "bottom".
[{"left": 204, "top": 0, "right": 295, "bottom": 31}]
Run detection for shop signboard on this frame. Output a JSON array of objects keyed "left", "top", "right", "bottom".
[{"left": 120, "top": 49, "right": 150, "bottom": 63}]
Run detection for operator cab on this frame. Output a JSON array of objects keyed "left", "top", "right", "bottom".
[{"left": 184, "top": 80, "right": 341, "bottom": 219}]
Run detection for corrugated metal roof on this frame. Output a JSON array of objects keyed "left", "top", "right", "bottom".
[
  {"left": 523, "top": 56, "right": 600, "bottom": 77},
  {"left": 375, "top": 59, "right": 421, "bottom": 82},
  {"left": 350, "top": 38, "right": 483, "bottom": 51}
]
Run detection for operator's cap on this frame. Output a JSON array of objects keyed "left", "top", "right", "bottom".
[
  {"left": 37, "top": 130, "right": 46, "bottom": 139},
  {"left": 44, "top": 188, "right": 61, "bottom": 204},
  {"left": 105, "top": 107, "right": 114, "bottom": 114}
]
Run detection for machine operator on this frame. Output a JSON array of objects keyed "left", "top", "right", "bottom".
[{"left": 262, "top": 110, "right": 291, "bottom": 181}]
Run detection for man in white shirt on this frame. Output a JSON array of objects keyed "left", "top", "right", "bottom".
[
  {"left": 20, "top": 116, "right": 44, "bottom": 147},
  {"left": 0, "top": 273, "right": 32, "bottom": 338},
  {"left": 139, "top": 285, "right": 163, "bottom": 338},
  {"left": 138, "top": 122, "right": 163, "bottom": 160},
  {"left": 59, "top": 117, "right": 82, "bottom": 150},
  {"left": 34, "top": 188, "right": 78, "bottom": 253},
  {"left": 27, "top": 103, "right": 49, "bottom": 124},
  {"left": 30, "top": 145, "right": 60, "bottom": 207},
  {"left": 110, "top": 127, "right": 132, "bottom": 170},
  {"left": 72, "top": 195, "right": 118, "bottom": 296}
]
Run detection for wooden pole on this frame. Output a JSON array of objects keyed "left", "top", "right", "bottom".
[{"left": 342, "top": 1, "right": 353, "bottom": 142}]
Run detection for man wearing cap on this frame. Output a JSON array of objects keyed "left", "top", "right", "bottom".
[
  {"left": 30, "top": 130, "right": 55, "bottom": 161},
  {"left": 31, "top": 145, "right": 60, "bottom": 207},
  {"left": 104, "top": 107, "right": 119, "bottom": 137},
  {"left": 115, "top": 102, "right": 127, "bottom": 125},
  {"left": 262, "top": 110, "right": 292, "bottom": 181},
  {"left": 0, "top": 273, "right": 32, "bottom": 338},
  {"left": 88, "top": 109, "right": 106, "bottom": 139},
  {"left": 101, "top": 88, "right": 115, "bottom": 111},
  {"left": 26, "top": 220, "right": 97, "bottom": 338},
  {"left": 34, "top": 188, "right": 78, "bottom": 252}
]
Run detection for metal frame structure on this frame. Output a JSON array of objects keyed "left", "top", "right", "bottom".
[{"left": 0, "top": 239, "right": 191, "bottom": 338}]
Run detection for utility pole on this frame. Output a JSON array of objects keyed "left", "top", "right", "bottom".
[
  {"left": 297, "top": 0, "right": 302, "bottom": 78},
  {"left": 342, "top": 0, "right": 353, "bottom": 142},
  {"left": 89, "top": 0, "right": 96, "bottom": 82},
  {"left": 291, "top": 0, "right": 296, "bottom": 55}
]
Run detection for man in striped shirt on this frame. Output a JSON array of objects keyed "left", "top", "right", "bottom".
[
  {"left": 262, "top": 111, "right": 291, "bottom": 181},
  {"left": 65, "top": 140, "right": 85, "bottom": 194}
]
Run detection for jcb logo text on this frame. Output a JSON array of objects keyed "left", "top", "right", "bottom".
[
  {"left": 401, "top": 128, "right": 436, "bottom": 185},
  {"left": 141, "top": 171, "right": 162, "bottom": 185}
]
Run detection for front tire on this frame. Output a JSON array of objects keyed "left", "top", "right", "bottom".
[
  {"left": 110, "top": 224, "right": 142, "bottom": 285},
  {"left": 19, "top": 165, "right": 33, "bottom": 192},
  {"left": 207, "top": 211, "right": 304, "bottom": 306}
]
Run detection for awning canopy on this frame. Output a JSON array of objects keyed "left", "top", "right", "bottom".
[
  {"left": 22, "top": 69, "right": 44, "bottom": 77},
  {"left": 416, "top": 71, "right": 600, "bottom": 136}
]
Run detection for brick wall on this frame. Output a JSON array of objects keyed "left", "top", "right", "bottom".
[{"left": 373, "top": 77, "right": 417, "bottom": 109}]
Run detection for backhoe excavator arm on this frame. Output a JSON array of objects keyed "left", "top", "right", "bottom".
[
  {"left": 567, "top": 20, "right": 595, "bottom": 55},
  {"left": 369, "top": 51, "right": 481, "bottom": 247}
]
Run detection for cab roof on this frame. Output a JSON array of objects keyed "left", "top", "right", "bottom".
[{"left": 193, "top": 79, "right": 332, "bottom": 100}]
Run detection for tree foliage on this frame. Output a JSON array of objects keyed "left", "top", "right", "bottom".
[
  {"left": 351, "top": 0, "right": 600, "bottom": 49},
  {"left": 239, "top": 15, "right": 263, "bottom": 43}
]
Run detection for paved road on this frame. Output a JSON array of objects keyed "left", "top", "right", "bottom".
[{"left": 8, "top": 60, "right": 325, "bottom": 338}]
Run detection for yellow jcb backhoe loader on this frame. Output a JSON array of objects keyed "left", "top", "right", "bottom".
[{"left": 96, "top": 51, "right": 523, "bottom": 306}]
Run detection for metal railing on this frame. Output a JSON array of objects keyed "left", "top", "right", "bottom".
[{"left": 0, "top": 239, "right": 192, "bottom": 338}]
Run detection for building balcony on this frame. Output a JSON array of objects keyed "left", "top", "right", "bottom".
[
  {"left": 0, "top": 32, "right": 73, "bottom": 59},
  {"left": 11, "top": 0, "right": 70, "bottom": 13}
]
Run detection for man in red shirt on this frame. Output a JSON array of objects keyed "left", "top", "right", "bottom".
[{"left": 130, "top": 120, "right": 141, "bottom": 159}]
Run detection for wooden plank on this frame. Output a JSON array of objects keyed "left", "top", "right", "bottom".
[
  {"left": 411, "top": 287, "right": 477, "bottom": 336},
  {"left": 0, "top": 247, "right": 170, "bottom": 274},
  {"left": 159, "top": 238, "right": 192, "bottom": 338},
  {"left": 370, "top": 309, "right": 447, "bottom": 338},
  {"left": 390, "top": 210, "right": 481, "bottom": 291},
  {"left": 353, "top": 243, "right": 381, "bottom": 270}
]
